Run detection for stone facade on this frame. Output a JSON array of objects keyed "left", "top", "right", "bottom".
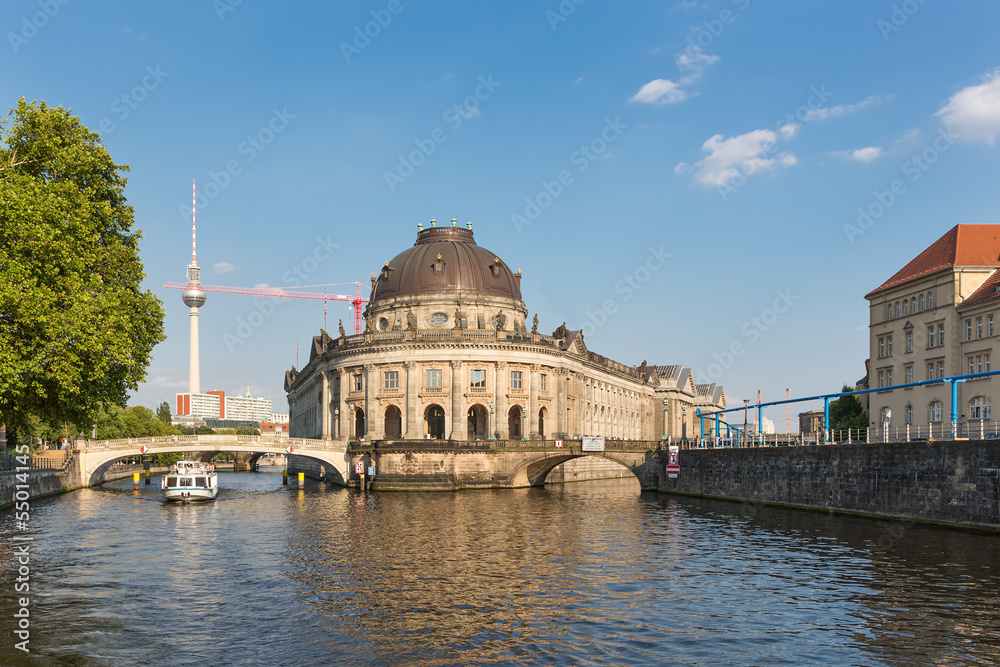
[{"left": 285, "top": 225, "right": 725, "bottom": 442}]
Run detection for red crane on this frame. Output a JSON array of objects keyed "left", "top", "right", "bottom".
[{"left": 164, "top": 281, "right": 369, "bottom": 334}]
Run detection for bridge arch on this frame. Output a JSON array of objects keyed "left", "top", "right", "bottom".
[
  {"left": 506, "top": 449, "right": 658, "bottom": 490},
  {"left": 72, "top": 435, "right": 349, "bottom": 488}
]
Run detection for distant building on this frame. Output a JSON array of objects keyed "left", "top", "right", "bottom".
[
  {"left": 755, "top": 415, "right": 775, "bottom": 435},
  {"left": 174, "top": 387, "right": 274, "bottom": 426},
  {"left": 269, "top": 412, "right": 289, "bottom": 424},
  {"left": 799, "top": 410, "right": 824, "bottom": 435}
]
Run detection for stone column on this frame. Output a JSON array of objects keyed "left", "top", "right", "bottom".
[
  {"left": 528, "top": 364, "right": 539, "bottom": 438},
  {"left": 449, "top": 360, "right": 463, "bottom": 440},
  {"left": 335, "top": 369, "right": 346, "bottom": 440},
  {"left": 321, "top": 370, "right": 331, "bottom": 439},
  {"left": 365, "top": 364, "right": 378, "bottom": 440},
  {"left": 495, "top": 361, "right": 508, "bottom": 439},
  {"left": 404, "top": 362, "right": 418, "bottom": 439}
]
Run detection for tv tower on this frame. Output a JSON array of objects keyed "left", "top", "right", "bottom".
[{"left": 181, "top": 180, "right": 207, "bottom": 394}]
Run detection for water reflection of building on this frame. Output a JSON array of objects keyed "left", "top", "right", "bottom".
[{"left": 285, "top": 223, "right": 725, "bottom": 441}]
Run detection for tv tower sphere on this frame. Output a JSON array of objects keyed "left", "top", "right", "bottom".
[{"left": 182, "top": 281, "right": 207, "bottom": 308}]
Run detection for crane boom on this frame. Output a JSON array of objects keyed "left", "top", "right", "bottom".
[{"left": 164, "top": 281, "right": 369, "bottom": 334}]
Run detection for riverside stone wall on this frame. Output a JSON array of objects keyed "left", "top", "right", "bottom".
[
  {"left": 0, "top": 468, "right": 75, "bottom": 511},
  {"left": 659, "top": 440, "right": 1000, "bottom": 530}
]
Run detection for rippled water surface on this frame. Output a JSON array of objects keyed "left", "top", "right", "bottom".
[{"left": 2, "top": 470, "right": 999, "bottom": 665}]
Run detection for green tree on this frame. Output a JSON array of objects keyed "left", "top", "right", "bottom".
[
  {"left": 828, "top": 385, "right": 868, "bottom": 430},
  {"left": 94, "top": 405, "right": 175, "bottom": 439},
  {"left": 156, "top": 401, "right": 172, "bottom": 424},
  {"left": 0, "top": 99, "right": 165, "bottom": 437}
]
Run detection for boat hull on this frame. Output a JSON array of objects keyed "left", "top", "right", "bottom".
[{"left": 163, "top": 487, "right": 218, "bottom": 502}]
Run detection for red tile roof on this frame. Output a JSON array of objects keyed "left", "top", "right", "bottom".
[
  {"left": 866, "top": 224, "right": 1000, "bottom": 298},
  {"left": 957, "top": 268, "right": 1000, "bottom": 310}
]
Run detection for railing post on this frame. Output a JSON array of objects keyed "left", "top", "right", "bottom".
[
  {"left": 823, "top": 397, "right": 830, "bottom": 444},
  {"left": 951, "top": 380, "right": 959, "bottom": 439}
]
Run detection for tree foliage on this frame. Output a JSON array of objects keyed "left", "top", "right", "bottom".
[
  {"left": 94, "top": 405, "right": 175, "bottom": 440},
  {"left": 828, "top": 385, "right": 868, "bottom": 430},
  {"left": 0, "top": 99, "right": 165, "bottom": 433},
  {"left": 156, "top": 401, "right": 172, "bottom": 424}
]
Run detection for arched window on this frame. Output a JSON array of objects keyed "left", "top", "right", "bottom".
[
  {"left": 928, "top": 291, "right": 935, "bottom": 308},
  {"left": 920, "top": 295, "right": 925, "bottom": 311},
  {"left": 969, "top": 396, "right": 991, "bottom": 420},
  {"left": 905, "top": 404, "right": 913, "bottom": 424},
  {"left": 903, "top": 300, "right": 909, "bottom": 316},
  {"left": 880, "top": 407, "right": 892, "bottom": 425},
  {"left": 911, "top": 297, "right": 916, "bottom": 313},
  {"left": 929, "top": 401, "right": 943, "bottom": 423}
]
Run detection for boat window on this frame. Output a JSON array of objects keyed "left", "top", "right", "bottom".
[
  {"left": 166, "top": 477, "right": 177, "bottom": 486},
  {"left": 196, "top": 477, "right": 207, "bottom": 486},
  {"left": 180, "top": 478, "right": 192, "bottom": 487}
]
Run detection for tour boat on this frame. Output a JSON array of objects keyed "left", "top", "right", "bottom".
[{"left": 161, "top": 460, "right": 218, "bottom": 502}]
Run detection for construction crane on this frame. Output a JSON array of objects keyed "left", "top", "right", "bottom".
[{"left": 164, "top": 281, "right": 369, "bottom": 334}]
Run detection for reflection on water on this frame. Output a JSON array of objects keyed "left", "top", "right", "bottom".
[{"left": 1, "top": 470, "right": 998, "bottom": 666}]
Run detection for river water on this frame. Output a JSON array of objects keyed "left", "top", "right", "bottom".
[{"left": 1, "top": 469, "right": 999, "bottom": 666}]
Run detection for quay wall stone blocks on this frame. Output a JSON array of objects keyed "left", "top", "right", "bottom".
[
  {"left": 660, "top": 440, "right": 1000, "bottom": 529},
  {"left": 0, "top": 468, "right": 76, "bottom": 511}
]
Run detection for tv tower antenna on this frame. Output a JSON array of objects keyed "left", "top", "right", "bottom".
[{"left": 181, "top": 179, "right": 208, "bottom": 394}]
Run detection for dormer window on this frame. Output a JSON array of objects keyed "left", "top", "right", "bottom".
[
  {"left": 433, "top": 253, "right": 444, "bottom": 274},
  {"left": 491, "top": 257, "right": 501, "bottom": 277},
  {"left": 381, "top": 263, "right": 394, "bottom": 281}
]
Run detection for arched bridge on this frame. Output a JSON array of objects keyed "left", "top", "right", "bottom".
[
  {"left": 70, "top": 434, "right": 350, "bottom": 487},
  {"left": 69, "top": 436, "right": 666, "bottom": 491}
]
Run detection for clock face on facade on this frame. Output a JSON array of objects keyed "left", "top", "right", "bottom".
[
  {"left": 379, "top": 317, "right": 389, "bottom": 331},
  {"left": 430, "top": 312, "right": 448, "bottom": 327}
]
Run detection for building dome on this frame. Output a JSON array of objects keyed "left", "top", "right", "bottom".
[{"left": 370, "top": 224, "right": 522, "bottom": 304}]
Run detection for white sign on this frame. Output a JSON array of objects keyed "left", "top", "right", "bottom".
[
  {"left": 139, "top": 445, "right": 148, "bottom": 454},
  {"left": 582, "top": 436, "right": 605, "bottom": 452},
  {"left": 286, "top": 446, "right": 294, "bottom": 454},
  {"left": 355, "top": 460, "right": 365, "bottom": 474},
  {"left": 666, "top": 445, "right": 680, "bottom": 478},
  {"left": 554, "top": 439, "right": 563, "bottom": 448}
]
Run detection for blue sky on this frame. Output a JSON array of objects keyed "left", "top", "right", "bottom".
[{"left": 5, "top": 1, "right": 1000, "bottom": 430}]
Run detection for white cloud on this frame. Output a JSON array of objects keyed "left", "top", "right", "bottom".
[
  {"left": 805, "top": 96, "right": 882, "bottom": 121},
  {"left": 779, "top": 123, "right": 799, "bottom": 139},
  {"left": 213, "top": 261, "right": 235, "bottom": 274},
  {"left": 630, "top": 48, "right": 719, "bottom": 106},
  {"left": 675, "top": 52, "right": 719, "bottom": 73},
  {"left": 935, "top": 70, "right": 1000, "bottom": 145},
  {"left": 832, "top": 146, "right": 884, "bottom": 163},
  {"left": 680, "top": 129, "right": 796, "bottom": 188},
  {"left": 630, "top": 78, "right": 688, "bottom": 105},
  {"left": 147, "top": 376, "right": 188, "bottom": 389}
]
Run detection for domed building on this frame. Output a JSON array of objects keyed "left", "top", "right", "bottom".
[{"left": 285, "top": 221, "right": 725, "bottom": 443}]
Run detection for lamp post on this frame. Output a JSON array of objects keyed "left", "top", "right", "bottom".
[
  {"left": 334, "top": 407, "right": 339, "bottom": 439},
  {"left": 522, "top": 407, "right": 527, "bottom": 440},
  {"left": 488, "top": 401, "right": 495, "bottom": 440},
  {"left": 662, "top": 398, "right": 669, "bottom": 440},
  {"left": 743, "top": 399, "right": 749, "bottom": 448}
]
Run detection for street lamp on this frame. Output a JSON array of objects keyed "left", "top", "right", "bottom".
[
  {"left": 662, "top": 398, "right": 669, "bottom": 440},
  {"left": 333, "top": 407, "right": 339, "bottom": 439},
  {"left": 522, "top": 407, "right": 527, "bottom": 440},
  {"left": 488, "top": 401, "right": 495, "bottom": 440}
]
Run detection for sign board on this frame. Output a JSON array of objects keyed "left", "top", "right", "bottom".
[
  {"left": 139, "top": 445, "right": 148, "bottom": 454},
  {"left": 355, "top": 460, "right": 365, "bottom": 474},
  {"left": 582, "top": 436, "right": 605, "bottom": 452},
  {"left": 666, "top": 445, "right": 680, "bottom": 478},
  {"left": 286, "top": 446, "right": 294, "bottom": 454},
  {"left": 367, "top": 466, "right": 375, "bottom": 477},
  {"left": 554, "top": 439, "right": 563, "bottom": 448}
]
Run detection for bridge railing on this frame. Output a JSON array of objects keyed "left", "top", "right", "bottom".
[
  {"left": 348, "top": 439, "right": 663, "bottom": 452},
  {"left": 73, "top": 434, "right": 346, "bottom": 452}
]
